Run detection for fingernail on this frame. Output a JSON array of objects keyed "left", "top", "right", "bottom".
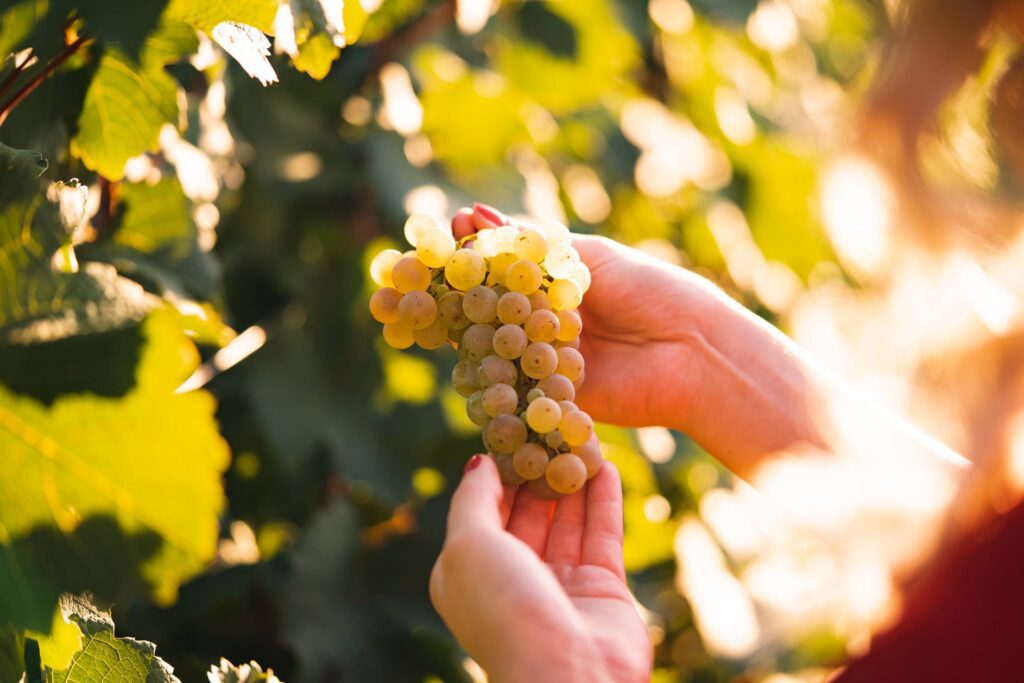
[
  {"left": 472, "top": 203, "right": 506, "bottom": 231},
  {"left": 463, "top": 454, "right": 484, "bottom": 474}
]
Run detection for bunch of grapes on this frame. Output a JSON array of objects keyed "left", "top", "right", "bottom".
[{"left": 368, "top": 203, "right": 601, "bottom": 498}]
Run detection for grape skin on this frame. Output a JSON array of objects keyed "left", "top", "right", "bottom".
[
  {"left": 537, "top": 374, "right": 575, "bottom": 402},
  {"left": 452, "top": 360, "right": 480, "bottom": 397},
  {"left": 555, "top": 310, "right": 582, "bottom": 341},
  {"left": 487, "top": 252, "right": 518, "bottom": 286},
  {"left": 513, "top": 443, "right": 549, "bottom": 480},
  {"left": 559, "top": 410, "right": 594, "bottom": 446},
  {"left": 466, "top": 391, "right": 490, "bottom": 426},
  {"left": 527, "top": 290, "right": 552, "bottom": 312},
  {"left": 492, "top": 324, "right": 528, "bottom": 360},
  {"left": 495, "top": 452, "right": 527, "bottom": 486},
  {"left": 513, "top": 227, "right": 548, "bottom": 263},
  {"left": 555, "top": 346, "right": 585, "bottom": 382},
  {"left": 546, "top": 453, "right": 587, "bottom": 494},
  {"left": 524, "top": 309, "right": 560, "bottom": 343},
  {"left": 520, "top": 342, "right": 558, "bottom": 379},
  {"left": 369, "top": 287, "right": 402, "bottom": 324},
  {"left": 398, "top": 290, "right": 438, "bottom": 329},
  {"left": 417, "top": 228, "right": 456, "bottom": 267},
  {"left": 526, "top": 397, "right": 561, "bottom": 433},
  {"left": 548, "top": 278, "right": 583, "bottom": 311},
  {"left": 383, "top": 321, "right": 415, "bottom": 349},
  {"left": 404, "top": 213, "right": 440, "bottom": 247},
  {"left": 370, "top": 249, "right": 403, "bottom": 287},
  {"left": 572, "top": 440, "right": 603, "bottom": 478},
  {"left": 506, "top": 259, "right": 543, "bottom": 294},
  {"left": 414, "top": 318, "right": 448, "bottom": 349},
  {"left": 482, "top": 383, "right": 518, "bottom": 417},
  {"left": 438, "top": 291, "right": 470, "bottom": 329},
  {"left": 528, "top": 474, "right": 561, "bottom": 500},
  {"left": 463, "top": 285, "right": 498, "bottom": 323},
  {"left": 477, "top": 355, "right": 518, "bottom": 387},
  {"left": 496, "top": 292, "right": 531, "bottom": 325},
  {"left": 391, "top": 257, "right": 431, "bottom": 293},
  {"left": 460, "top": 324, "right": 496, "bottom": 362},
  {"left": 445, "top": 248, "right": 487, "bottom": 291},
  {"left": 486, "top": 414, "right": 527, "bottom": 453}
]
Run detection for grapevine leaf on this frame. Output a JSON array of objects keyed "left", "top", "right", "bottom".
[
  {"left": 114, "top": 178, "right": 195, "bottom": 257},
  {"left": 208, "top": 657, "right": 283, "bottom": 683},
  {"left": 71, "top": 48, "right": 179, "bottom": 180},
  {"left": 291, "top": 32, "right": 338, "bottom": 81},
  {"left": 0, "top": 627, "right": 25, "bottom": 683},
  {"left": 164, "top": 0, "right": 278, "bottom": 33},
  {"left": 210, "top": 21, "right": 277, "bottom": 86},
  {"left": 283, "top": 0, "right": 367, "bottom": 80},
  {"left": 0, "top": 310, "right": 230, "bottom": 633},
  {"left": 41, "top": 594, "right": 180, "bottom": 682},
  {"left": 0, "top": 143, "right": 150, "bottom": 344},
  {"left": 26, "top": 602, "right": 82, "bottom": 671}
]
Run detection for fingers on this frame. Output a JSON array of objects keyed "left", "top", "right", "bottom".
[
  {"left": 505, "top": 485, "right": 555, "bottom": 556},
  {"left": 451, "top": 208, "right": 476, "bottom": 239},
  {"left": 581, "top": 461, "right": 626, "bottom": 581},
  {"left": 446, "top": 454, "right": 505, "bottom": 540},
  {"left": 544, "top": 485, "right": 586, "bottom": 565}
]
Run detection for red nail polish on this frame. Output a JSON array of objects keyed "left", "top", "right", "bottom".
[
  {"left": 463, "top": 454, "right": 484, "bottom": 474},
  {"left": 472, "top": 202, "right": 506, "bottom": 231}
]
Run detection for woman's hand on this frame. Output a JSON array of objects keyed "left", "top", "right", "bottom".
[{"left": 430, "top": 455, "right": 652, "bottom": 683}]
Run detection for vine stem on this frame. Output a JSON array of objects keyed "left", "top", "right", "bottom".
[
  {"left": 0, "top": 35, "right": 89, "bottom": 128},
  {"left": 0, "top": 50, "right": 33, "bottom": 104}
]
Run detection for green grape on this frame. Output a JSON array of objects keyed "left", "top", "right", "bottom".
[
  {"left": 494, "top": 453, "right": 527, "bottom": 486},
  {"left": 492, "top": 324, "right": 528, "bottom": 360},
  {"left": 370, "top": 249, "right": 402, "bottom": 287},
  {"left": 404, "top": 213, "right": 440, "bottom": 247},
  {"left": 460, "top": 324, "right": 496, "bottom": 362},
  {"left": 452, "top": 359, "right": 480, "bottom": 397},
  {"left": 506, "top": 259, "right": 543, "bottom": 294},
  {"left": 474, "top": 229, "right": 498, "bottom": 258},
  {"left": 537, "top": 374, "right": 575, "bottom": 402},
  {"left": 545, "top": 453, "right": 587, "bottom": 494},
  {"left": 492, "top": 284, "right": 510, "bottom": 298},
  {"left": 483, "top": 383, "right": 518, "bottom": 417},
  {"left": 417, "top": 227, "right": 456, "bottom": 267},
  {"left": 466, "top": 390, "right": 490, "bottom": 426},
  {"left": 571, "top": 262, "right": 592, "bottom": 294},
  {"left": 485, "top": 414, "right": 527, "bottom": 453},
  {"left": 513, "top": 443, "right": 549, "bottom": 480},
  {"left": 382, "top": 321, "right": 415, "bottom": 349},
  {"left": 554, "top": 337, "right": 581, "bottom": 350},
  {"left": 493, "top": 225, "right": 519, "bottom": 253},
  {"left": 555, "top": 310, "right": 582, "bottom": 342},
  {"left": 477, "top": 355, "right": 518, "bottom": 388},
  {"left": 524, "top": 309, "right": 559, "bottom": 343},
  {"left": 559, "top": 410, "right": 593, "bottom": 446},
  {"left": 526, "top": 397, "right": 561, "bottom": 433},
  {"left": 438, "top": 291, "right": 470, "bottom": 329},
  {"left": 528, "top": 474, "right": 561, "bottom": 500},
  {"left": 526, "top": 387, "right": 545, "bottom": 402},
  {"left": 513, "top": 227, "right": 549, "bottom": 263},
  {"left": 391, "top": 257, "right": 431, "bottom": 293},
  {"left": 414, "top": 318, "right": 448, "bottom": 349},
  {"left": 398, "top": 290, "right": 438, "bottom": 329},
  {"left": 445, "top": 248, "right": 486, "bottom": 291},
  {"left": 434, "top": 283, "right": 451, "bottom": 297},
  {"left": 527, "top": 290, "right": 552, "bottom": 312},
  {"left": 543, "top": 243, "right": 581, "bottom": 279},
  {"left": 487, "top": 252, "right": 518, "bottom": 286},
  {"left": 520, "top": 342, "right": 558, "bottom": 379},
  {"left": 572, "top": 440, "right": 603, "bottom": 478},
  {"left": 496, "top": 292, "right": 531, "bottom": 325},
  {"left": 545, "top": 430, "right": 564, "bottom": 450},
  {"left": 556, "top": 346, "right": 585, "bottom": 382},
  {"left": 558, "top": 400, "right": 578, "bottom": 415},
  {"left": 548, "top": 278, "right": 583, "bottom": 311},
  {"left": 537, "top": 219, "right": 571, "bottom": 246},
  {"left": 369, "top": 287, "right": 402, "bottom": 324},
  {"left": 463, "top": 285, "right": 498, "bottom": 323}
]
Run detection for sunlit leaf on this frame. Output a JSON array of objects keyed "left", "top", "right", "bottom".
[
  {"left": 211, "top": 21, "right": 278, "bottom": 86},
  {"left": 165, "top": 0, "right": 277, "bottom": 33}
]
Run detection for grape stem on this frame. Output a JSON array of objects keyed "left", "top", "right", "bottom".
[{"left": 0, "top": 34, "right": 89, "bottom": 128}]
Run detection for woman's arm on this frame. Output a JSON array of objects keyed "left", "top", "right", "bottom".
[{"left": 573, "top": 234, "right": 968, "bottom": 483}]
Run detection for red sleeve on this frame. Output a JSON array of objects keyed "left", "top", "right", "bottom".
[{"left": 835, "top": 499, "right": 1024, "bottom": 682}]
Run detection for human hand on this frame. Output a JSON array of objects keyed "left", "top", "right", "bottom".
[{"left": 430, "top": 454, "right": 652, "bottom": 683}]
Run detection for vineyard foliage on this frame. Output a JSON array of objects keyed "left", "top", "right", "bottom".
[{"left": 0, "top": 0, "right": 930, "bottom": 680}]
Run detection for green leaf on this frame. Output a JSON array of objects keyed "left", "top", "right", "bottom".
[
  {"left": 71, "top": 48, "right": 179, "bottom": 180},
  {"left": 0, "top": 309, "right": 229, "bottom": 633},
  {"left": 0, "top": 626, "right": 25, "bottom": 682},
  {"left": 291, "top": 32, "right": 339, "bottom": 81},
  {"left": 42, "top": 595, "right": 179, "bottom": 682},
  {"left": 0, "top": 143, "right": 150, "bottom": 344},
  {"left": 210, "top": 21, "right": 277, "bottom": 85},
  {"left": 26, "top": 603, "right": 82, "bottom": 671},
  {"left": 114, "top": 178, "right": 195, "bottom": 257},
  {"left": 208, "top": 658, "right": 283, "bottom": 683},
  {"left": 164, "top": 0, "right": 277, "bottom": 33}
]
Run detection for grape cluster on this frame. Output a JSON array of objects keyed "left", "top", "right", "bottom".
[{"left": 368, "top": 204, "right": 601, "bottom": 498}]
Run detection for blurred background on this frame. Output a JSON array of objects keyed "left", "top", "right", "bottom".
[{"left": 5, "top": 0, "right": 1024, "bottom": 680}]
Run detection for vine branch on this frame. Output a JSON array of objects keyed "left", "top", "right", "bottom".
[{"left": 0, "top": 35, "right": 89, "bottom": 128}]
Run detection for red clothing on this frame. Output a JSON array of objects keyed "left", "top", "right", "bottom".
[{"left": 836, "top": 499, "right": 1024, "bottom": 682}]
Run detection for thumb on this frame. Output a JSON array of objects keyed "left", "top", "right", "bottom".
[{"left": 446, "top": 454, "right": 505, "bottom": 539}]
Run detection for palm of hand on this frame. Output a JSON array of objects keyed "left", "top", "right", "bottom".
[{"left": 431, "top": 458, "right": 651, "bottom": 683}]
